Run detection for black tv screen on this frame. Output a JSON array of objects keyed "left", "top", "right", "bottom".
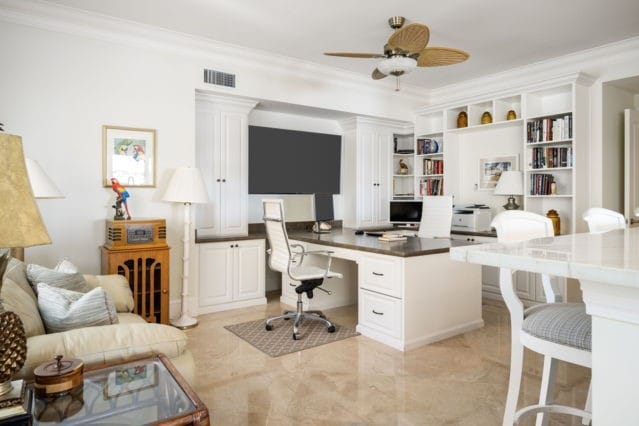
[{"left": 249, "top": 126, "right": 341, "bottom": 194}]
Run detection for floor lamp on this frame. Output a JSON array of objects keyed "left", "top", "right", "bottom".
[{"left": 162, "top": 167, "right": 209, "bottom": 329}]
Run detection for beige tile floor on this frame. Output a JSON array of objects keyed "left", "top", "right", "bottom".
[{"left": 186, "top": 293, "right": 590, "bottom": 425}]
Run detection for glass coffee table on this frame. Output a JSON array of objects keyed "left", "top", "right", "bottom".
[{"left": 29, "top": 354, "right": 209, "bottom": 425}]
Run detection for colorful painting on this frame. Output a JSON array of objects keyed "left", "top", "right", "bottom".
[
  {"left": 478, "top": 155, "right": 518, "bottom": 190},
  {"left": 103, "top": 126, "right": 156, "bottom": 187},
  {"left": 105, "top": 363, "right": 157, "bottom": 398}
]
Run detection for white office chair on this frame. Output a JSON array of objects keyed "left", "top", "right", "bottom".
[
  {"left": 417, "top": 195, "right": 453, "bottom": 238},
  {"left": 262, "top": 199, "right": 343, "bottom": 340},
  {"left": 582, "top": 207, "right": 626, "bottom": 233},
  {"left": 492, "top": 211, "right": 591, "bottom": 426}
]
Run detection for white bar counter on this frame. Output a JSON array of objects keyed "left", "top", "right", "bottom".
[{"left": 450, "top": 228, "right": 639, "bottom": 426}]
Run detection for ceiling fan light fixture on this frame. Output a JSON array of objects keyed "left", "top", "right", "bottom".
[{"left": 377, "top": 56, "right": 417, "bottom": 76}]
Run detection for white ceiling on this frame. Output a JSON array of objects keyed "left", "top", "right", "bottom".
[{"left": 45, "top": 0, "right": 639, "bottom": 90}]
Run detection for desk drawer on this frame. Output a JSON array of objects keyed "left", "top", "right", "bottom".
[
  {"left": 360, "top": 256, "right": 401, "bottom": 298},
  {"left": 359, "top": 289, "right": 401, "bottom": 338}
]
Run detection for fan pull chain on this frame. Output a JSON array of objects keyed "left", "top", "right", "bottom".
[{"left": 395, "top": 76, "right": 400, "bottom": 92}]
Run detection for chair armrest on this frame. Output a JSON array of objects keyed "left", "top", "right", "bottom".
[
  {"left": 288, "top": 250, "right": 335, "bottom": 280},
  {"left": 298, "top": 250, "right": 334, "bottom": 257}
]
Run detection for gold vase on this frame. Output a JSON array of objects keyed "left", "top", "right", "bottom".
[
  {"left": 546, "top": 209, "right": 560, "bottom": 236},
  {"left": 507, "top": 109, "right": 517, "bottom": 120},
  {"left": 457, "top": 111, "right": 468, "bottom": 128},
  {"left": 481, "top": 111, "right": 493, "bottom": 125}
]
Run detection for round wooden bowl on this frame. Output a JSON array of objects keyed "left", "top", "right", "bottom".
[{"left": 34, "top": 355, "right": 84, "bottom": 397}]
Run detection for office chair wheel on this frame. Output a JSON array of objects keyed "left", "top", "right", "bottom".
[
  {"left": 327, "top": 325, "right": 336, "bottom": 333},
  {"left": 265, "top": 324, "right": 273, "bottom": 331}
]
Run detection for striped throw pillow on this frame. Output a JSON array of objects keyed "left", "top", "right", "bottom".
[
  {"left": 27, "top": 264, "right": 91, "bottom": 294},
  {"left": 36, "top": 283, "right": 119, "bottom": 333}
]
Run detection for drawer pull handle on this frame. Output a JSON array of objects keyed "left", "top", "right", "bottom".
[
  {"left": 372, "top": 272, "right": 384, "bottom": 276},
  {"left": 372, "top": 310, "right": 384, "bottom": 315},
  {"left": 289, "top": 283, "right": 296, "bottom": 287}
]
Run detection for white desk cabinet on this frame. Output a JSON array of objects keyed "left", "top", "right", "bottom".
[{"left": 198, "top": 239, "right": 266, "bottom": 314}]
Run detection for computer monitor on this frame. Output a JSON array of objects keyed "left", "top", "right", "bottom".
[
  {"left": 390, "top": 201, "right": 422, "bottom": 224},
  {"left": 314, "top": 193, "right": 334, "bottom": 222}
]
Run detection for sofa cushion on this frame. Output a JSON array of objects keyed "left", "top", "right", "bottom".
[
  {"left": 19, "top": 322, "right": 189, "bottom": 379},
  {"left": 1, "top": 277, "right": 46, "bottom": 337},
  {"left": 83, "top": 274, "right": 134, "bottom": 313},
  {"left": 5, "top": 257, "right": 36, "bottom": 303},
  {"left": 37, "top": 283, "right": 118, "bottom": 333},
  {"left": 27, "top": 264, "right": 91, "bottom": 293},
  {"left": 54, "top": 258, "right": 79, "bottom": 274}
]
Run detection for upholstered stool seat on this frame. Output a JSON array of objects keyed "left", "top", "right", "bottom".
[{"left": 523, "top": 304, "right": 591, "bottom": 351}]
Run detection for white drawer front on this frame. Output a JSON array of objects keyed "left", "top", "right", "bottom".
[
  {"left": 359, "top": 289, "right": 402, "bottom": 338},
  {"left": 360, "top": 256, "right": 401, "bottom": 298}
]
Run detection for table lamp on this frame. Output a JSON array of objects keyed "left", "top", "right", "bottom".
[
  {"left": 162, "top": 167, "right": 209, "bottom": 329},
  {"left": 0, "top": 133, "right": 52, "bottom": 399},
  {"left": 494, "top": 170, "right": 523, "bottom": 210}
]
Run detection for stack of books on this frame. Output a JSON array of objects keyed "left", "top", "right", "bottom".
[
  {"left": 378, "top": 233, "right": 408, "bottom": 242},
  {"left": 0, "top": 380, "right": 31, "bottom": 424}
]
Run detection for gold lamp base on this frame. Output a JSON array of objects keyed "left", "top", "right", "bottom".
[{"left": 502, "top": 196, "right": 520, "bottom": 210}]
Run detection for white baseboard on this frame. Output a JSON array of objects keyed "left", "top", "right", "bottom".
[
  {"left": 197, "top": 297, "right": 267, "bottom": 315},
  {"left": 403, "top": 319, "right": 485, "bottom": 351},
  {"left": 355, "top": 324, "right": 405, "bottom": 351}
]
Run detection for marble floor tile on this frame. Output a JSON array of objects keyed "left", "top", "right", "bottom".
[{"left": 186, "top": 293, "right": 590, "bottom": 425}]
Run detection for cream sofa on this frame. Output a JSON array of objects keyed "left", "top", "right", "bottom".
[{"left": 2, "top": 257, "right": 195, "bottom": 384}]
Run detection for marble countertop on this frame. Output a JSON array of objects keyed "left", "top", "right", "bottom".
[
  {"left": 197, "top": 227, "right": 479, "bottom": 257},
  {"left": 450, "top": 228, "right": 639, "bottom": 288}
]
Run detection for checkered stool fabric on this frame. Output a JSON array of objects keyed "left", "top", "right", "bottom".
[{"left": 523, "top": 303, "right": 591, "bottom": 351}]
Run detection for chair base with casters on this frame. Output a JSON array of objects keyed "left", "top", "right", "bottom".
[{"left": 265, "top": 278, "right": 336, "bottom": 340}]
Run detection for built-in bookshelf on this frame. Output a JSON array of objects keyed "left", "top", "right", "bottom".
[
  {"left": 416, "top": 132, "right": 444, "bottom": 197},
  {"left": 392, "top": 133, "right": 416, "bottom": 199}
]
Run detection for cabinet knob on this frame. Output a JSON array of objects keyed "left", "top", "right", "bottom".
[
  {"left": 162, "top": 289, "right": 168, "bottom": 294},
  {"left": 222, "top": 179, "right": 226, "bottom": 182},
  {"left": 216, "top": 178, "right": 221, "bottom": 182}
]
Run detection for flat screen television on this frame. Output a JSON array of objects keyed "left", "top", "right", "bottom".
[
  {"left": 249, "top": 126, "right": 341, "bottom": 194},
  {"left": 390, "top": 201, "right": 423, "bottom": 224}
]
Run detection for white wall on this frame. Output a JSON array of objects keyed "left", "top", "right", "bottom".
[
  {"left": 0, "top": 15, "right": 422, "bottom": 315},
  {"left": 602, "top": 85, "right": 636, "bottom": 212},
  {"left": 247, "top": 110, "right": 344, "bottom": 223}
]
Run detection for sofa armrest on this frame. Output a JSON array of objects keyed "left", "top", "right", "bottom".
[{"left": 83, "top": 274, "right": 134, "bottom": 313}]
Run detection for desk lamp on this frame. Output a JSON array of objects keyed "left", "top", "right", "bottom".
[
  {"left": 494, "top": 171, "right": 523, "bottom": 210},
  {"left": 162, "top": 167, "right": 209, "bottom": 329},
  {"left": 0, "top": 133, "right": 51, "bottom": 399}
]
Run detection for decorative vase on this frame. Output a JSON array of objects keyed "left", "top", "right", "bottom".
[
  {"left": 457, "top": 111, "right": 468, "bottom": 128},
  {"left": 481, "top": 111, "right": 493, "bottom": 125},
  {"left": 546, "top": 209, "right": 561, "bottom": 235},
  {"left": 507, "top": 110, "right": 517, "bottom": 120}
]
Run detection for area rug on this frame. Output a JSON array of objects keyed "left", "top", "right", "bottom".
[{"left": 224, "top": 318, "right": 359, "bottom": 357}]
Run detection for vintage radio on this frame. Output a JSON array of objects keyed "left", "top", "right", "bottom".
[{"left": 104, "top": 218, "right": 167, "bottom": 250}]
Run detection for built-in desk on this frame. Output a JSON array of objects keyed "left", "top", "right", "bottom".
[{"left": 281, "top": 228, "right": 483, "bottom": 351}]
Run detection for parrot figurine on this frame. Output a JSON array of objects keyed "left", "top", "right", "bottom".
[{"left": 110, "top": 178, "right": 131, "bottom": 220}]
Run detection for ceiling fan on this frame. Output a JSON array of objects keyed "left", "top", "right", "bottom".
[{"left": 325, "top": 16, "right": 469, "bottom": 91}]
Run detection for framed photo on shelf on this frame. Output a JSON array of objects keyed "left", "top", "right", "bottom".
[
  {"left": 478, "top": 155, "right": 518, "bottom": 190},
  {"left": 102, "top": 125, "right": 156, "bottom": 187},
  {"left": 105, "top": 362, "right": 158, "bottom": 398}
]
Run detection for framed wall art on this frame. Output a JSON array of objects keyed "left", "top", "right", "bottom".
[
  {"left": 102, "top": 125, "right": 156, "bottom": 187},
  {"left": 478, "top": 155, "right": 518, "bottom": 190}
]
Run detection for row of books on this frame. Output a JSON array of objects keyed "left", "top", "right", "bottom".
[
  {"left": 419, "top": 178, "right": 443, "bottom": 196},
  {"left": 530, "top": 173, "right": 556, "bottom": 195},
  {"left": 530, "top": 147, "right": 573, "bottom": 169},
  {"left": 423, "top": 158, "right": 443, "bottom": 175},
  {"left": 527, "top": 114, "right": 572, "bottom": 143},
  {"left": 416, "top": 138, "right": 441, "bottom": 154}
]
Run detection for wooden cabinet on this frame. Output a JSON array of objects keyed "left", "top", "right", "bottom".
[
  {"left": 101, "top": 246, "right": 170, "bottom": 324},
  {"left": 195, "top": 93, "right": 258, "bottom": 238},
  {"left": 198, "top": 239, "right": 266, "bottom": 314}
]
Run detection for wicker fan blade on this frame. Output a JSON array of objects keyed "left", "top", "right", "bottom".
[
  {"left": 417, "top": 47, "right": 470, "bottom": 67},
  {"left": 372, "top": 68, "right": 388, "bottom": 80},
  {"left": 387, "top": 23, "right": 430, "bottom": 54},
  {"left": 324, "top": 52, "right": 386, "bottom": 58}
]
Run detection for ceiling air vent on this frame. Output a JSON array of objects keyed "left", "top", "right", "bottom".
[{"left": 204, "top": 68, "right": 235, "bottom": 88}]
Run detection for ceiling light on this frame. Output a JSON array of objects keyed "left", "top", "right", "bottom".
[{"left": 378, "top": 56, "right": 417, "bottom": 76}]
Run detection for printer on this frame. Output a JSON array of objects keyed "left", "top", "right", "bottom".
[{"left": 452, "top": 205, "right": 493, "bottom": 232}]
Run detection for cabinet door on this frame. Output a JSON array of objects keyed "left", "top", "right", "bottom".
[
  {"left": 219, "top": 111, "right": 248, "bottom": 235},
  {"left": 198, "top": 243, "right": 234, "bottom": 306},
  {"left": 234, "top": 240, "right": 265, "bottom": 301},
  {"left": 358, "top": 131, "right": 377, "bottom": 227},
  {"left": 195, "top": 109, "right": 222, "bottom": 233},
  {"left": 376, "top": 133, "right": 392, "bottom": 224}
]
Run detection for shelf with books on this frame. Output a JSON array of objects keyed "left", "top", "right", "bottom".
[
  {"left": 527, "top": 145, "right": 573, "bottom": 169},
  {"left": 527, "top": 167, "right": 573, "bottom": 172},
  {"left": 419, "top": 174, "right": 444, "bottom": 178},
  {"left": 525, "top": 194, "right": 573, "bottom": 198},
  {"left": 418, "top": 176, "right": 444, "bottom": 196},
  {"left": 525, "top": 138, "right": 572, "bottom": 147},
  {"left": 526, "top": 113, "right": 573, "bottom": 143}
]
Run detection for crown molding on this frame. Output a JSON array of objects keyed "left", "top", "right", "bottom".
[
  {"left": 0, "top": 0, "right": 429, "bottom": 105},
  {"left": 338, "top": 116, "right": 412, "bottom": 132},
  {"left": 195, "top": 91, "right": 259, "bottom": 114},
  {"left": 425, "top": 36, "right": 639, "bottom": 108}
]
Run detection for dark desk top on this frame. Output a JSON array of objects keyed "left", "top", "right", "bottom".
[{"left": 196, "top": 228, "right": 480, "bottom": 258}]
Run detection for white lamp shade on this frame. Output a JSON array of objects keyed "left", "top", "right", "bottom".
[
  {"left": 26, "top": 158, "right": 64, "bottom": 199},
  {"left": 378, "top": 56, "right": 417, "bottom": 75},
  {"left": 494, "top": 170, "right": 523, "bottom": 195},
  {"left": 162, "top": 167, "right": 209, "bottom": 204}
]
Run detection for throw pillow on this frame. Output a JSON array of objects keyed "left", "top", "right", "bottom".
[
  {"left": 27, "top": 264, "right": 91, "bottom": 294},
  {"left": 1, "top": 277, "right": 46, "bottom": 337},
  {"left": 36, "top": 283, "right": 119, "bottom": 333},
  {"left": 54, "top": 258, "right": 79, "bottom": 274}
]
